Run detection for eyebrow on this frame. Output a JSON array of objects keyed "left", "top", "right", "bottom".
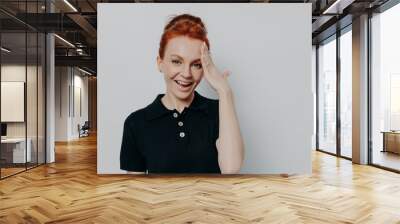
[{"left": 171, "top": 54, "right": 201, "bottom": 63}]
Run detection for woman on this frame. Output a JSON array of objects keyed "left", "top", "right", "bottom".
[{"left": 120, "top": 13, "right": 244, "bottom": 174}]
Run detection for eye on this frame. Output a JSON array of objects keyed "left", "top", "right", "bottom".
[
  {"left": 171, "top": 59, "right": 181, "bottom": 65},
  {"left": 192, "top": 63, "right": 202, "bottom": 69}
]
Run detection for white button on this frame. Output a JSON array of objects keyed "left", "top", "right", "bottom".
[
  {"left": 173, "top": 112, "right": 178, "bottom": 118},
  {"left": 179, "top": 132, "right": 185, "bottom": 138},
  {"left": 178, "top": 121, "right": 184, "bottom": 127}
]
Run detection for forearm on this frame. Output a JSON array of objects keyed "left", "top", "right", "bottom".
[{"left": 216, "top": 89, "right": 244, "bottom": 174}]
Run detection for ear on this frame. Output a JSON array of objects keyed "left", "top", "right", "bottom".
[{"left": 157, "top": 56, "right": 163, "bottom": 73}]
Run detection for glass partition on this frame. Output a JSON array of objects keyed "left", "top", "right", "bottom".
[
  {"left": 1, "top": 31, "right": 28, "bottom": 177},
  {"left": 317, "top": 36, "right": 337, "bottom": 154},
  {"left": 371, "top": 3, "right": 400, "bottom": 171},
  {"left": 0, "top": 1, "right": 46, "bottom": 179},
  {"left": 339, "top": 28, "right": 352, "bottom": 158}
]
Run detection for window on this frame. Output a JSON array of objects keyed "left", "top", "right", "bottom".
[
  {"left": 371, "top": 3, "right": 400, "bottom": 171},
  {"left": 318, "top": 36, "right": 337, "bottom": 154},
  {"left": 339, "top": 28, "right": 352, "bottom": 158}
]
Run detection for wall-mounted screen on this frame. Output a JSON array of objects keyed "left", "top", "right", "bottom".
[{"left": 1, "top": 81, "right": 25, "bottom": 122}]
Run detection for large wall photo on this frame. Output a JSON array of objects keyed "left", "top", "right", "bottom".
[{"left": 97, "top": 3, "right": 313, "bottom": 174}]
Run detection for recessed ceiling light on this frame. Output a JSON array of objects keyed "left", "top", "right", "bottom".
[
  {"left": 78, "top": 67, "right": 93, "bottom": 76},
  {"left": 322, "top": 0, "right": 356, "bottom": 15},
  {"left": 1, "top": 47, "right": 11, "bottom": 53},
  {"left": 323, "top": 0, "right": 343, "bottom": 14},
  {"left": 63, "top": 0, "right": 78, "bottom": 12},
  {"left": 54, "top": 34, "right": 75, "bottom": 48}
]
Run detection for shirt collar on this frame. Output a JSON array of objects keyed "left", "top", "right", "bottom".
[{"left": 144, "top": 91, "right": 209, "bottom": 121}]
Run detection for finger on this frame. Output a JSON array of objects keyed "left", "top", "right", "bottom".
[
  {"left": 203, "top": 52, "right": 213, "bottom": 69},
  {"left": 201, "top": 55, "right": 208, "bottom": 70},
  {"left": 201, "top": 48, "right": 211, "bottom": 72},
  {"left": 202, "top": 42, "right": 210, "bottom": 60},
  {"left": 200, "top": 42, "right": 205, "bottom": 56},
  {"left": 200, "top": 42, "right": 207, "bottom": 64},
  {"left": 205, "top": 45, "right": 211, "bottom": 60},
  {"left": 222, "top": 70, "right": 230, "bottom": 78}
]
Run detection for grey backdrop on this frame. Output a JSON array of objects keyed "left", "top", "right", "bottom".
[{"left": 97, "top": 3, "right": 313, "bottom": 174}]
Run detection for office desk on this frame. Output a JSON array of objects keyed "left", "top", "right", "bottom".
[
  {"left": 1, "top": 138, "right": 32, "bottom": 163},
  {"left": 381, "top": 131, "right": 400, "bottom": 154}
]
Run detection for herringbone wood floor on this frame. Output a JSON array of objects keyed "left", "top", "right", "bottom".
[{"left": 1, "top": 133, "right": 400, "bottom": 224}]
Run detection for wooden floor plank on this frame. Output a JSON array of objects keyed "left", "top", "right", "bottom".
[{"left": 1, "top": 133, "right": 400, "bottom": 223}]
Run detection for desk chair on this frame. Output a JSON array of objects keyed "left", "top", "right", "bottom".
[{"left": 78, "top": 121, "right": 90, "bottom": 138}]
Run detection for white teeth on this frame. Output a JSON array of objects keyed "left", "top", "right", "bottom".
[{"left": 176, "top": 80, "right": 192, "bottom": 86}]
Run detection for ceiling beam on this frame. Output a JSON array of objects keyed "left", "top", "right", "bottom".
[
  {"left": 55, "top": 55, "right": 96, "bottom": 69},
  {"left": 67, "top": 13, "right": 97, "bottom": 46}
]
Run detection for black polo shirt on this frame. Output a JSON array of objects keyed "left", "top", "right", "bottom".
[{"left": 120, "top": 91, "right": 221, "bottom": 174}]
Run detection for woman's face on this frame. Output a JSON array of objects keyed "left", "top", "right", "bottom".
[{"left": 157, "top": 36, "right": 204, "bottom": 101}]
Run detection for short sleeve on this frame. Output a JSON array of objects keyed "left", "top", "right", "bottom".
[{"left": 120, "top": 117, "right": 146, "bottom": 172}]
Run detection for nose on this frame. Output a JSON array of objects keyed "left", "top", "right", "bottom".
[{"left": 180, "top": 64, "right": 192, "bottom": 79}]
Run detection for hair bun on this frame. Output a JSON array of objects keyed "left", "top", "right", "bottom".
[
  {"left": 158, "top": 14, "right": 210, "bottom": 59},
  {"left": 165, "top": 14, "right": 206, "bottom": 33}
]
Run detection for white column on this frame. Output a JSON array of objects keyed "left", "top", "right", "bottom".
[
  {"left": 352, "top": 14, "right": 369, "bottom": 164},
  {"left": 46, "top": 33, "right": 55, "bottom": 163},
  {"left": 46, "top": 1, "right": 56, "bottom": 163}
]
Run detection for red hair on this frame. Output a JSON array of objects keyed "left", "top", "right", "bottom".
[{"left": 159, "top": 14, "right": 210, "bottom": 59}]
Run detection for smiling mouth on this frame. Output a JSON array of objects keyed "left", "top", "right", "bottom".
[{"left": 175, "top": 80, "right": 193, "bottom": 88}]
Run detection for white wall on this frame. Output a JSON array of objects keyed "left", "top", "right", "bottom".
[
  {"left": 55, "top": 67, "right": 89, "bottom": 141},
  {"left": 1, "top": 64, "right": 46, "bottom": 163},
  {"left": 98, "top": 3, "right": 313, "bottom": 174},
  {"left": 72, "top": 72, "right": 89, "bottom": 138},
  {"left": 1, "top": 65, "right": 39, "bottom": 139},
  {"left": 55, "top": 66, "right": 69, "bottom": 141}
]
